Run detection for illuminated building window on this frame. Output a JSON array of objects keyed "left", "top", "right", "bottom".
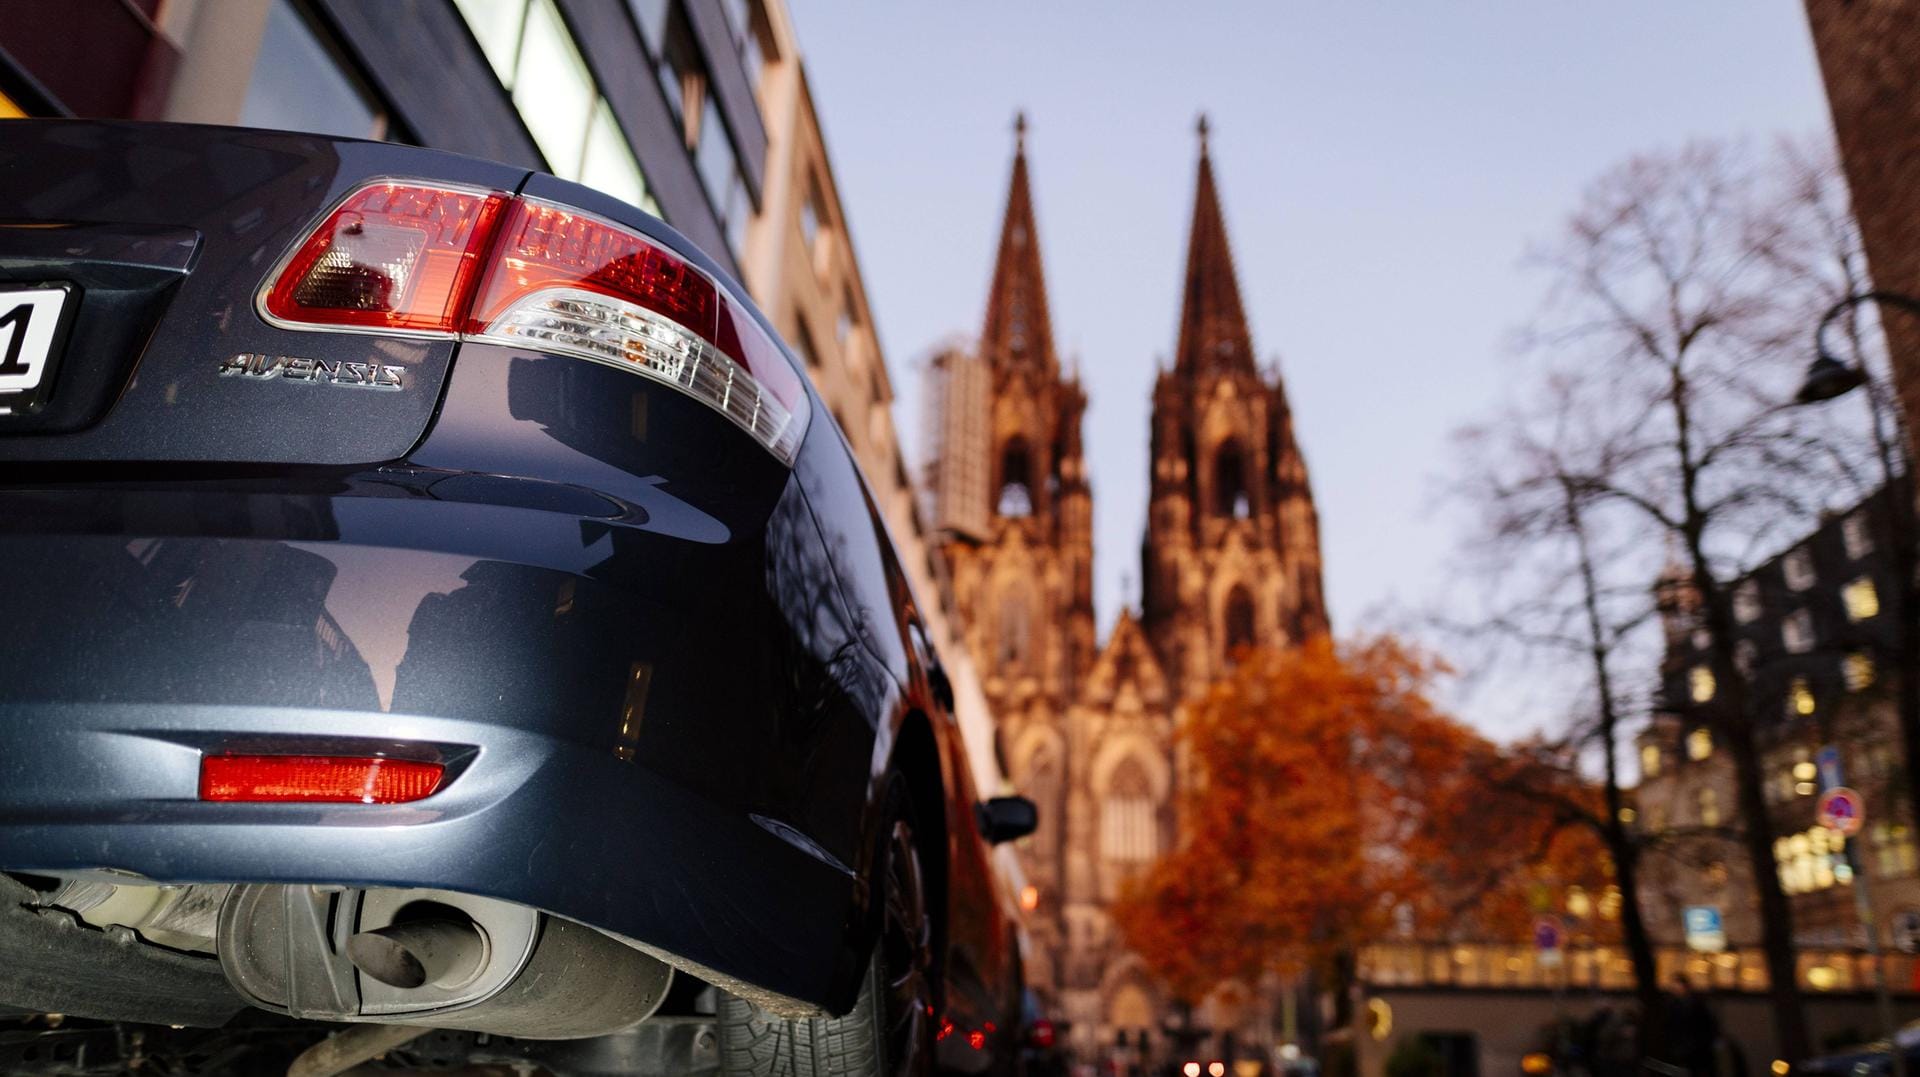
[
  {"left": 1788, "top": 678, "right": 1816, "bottom": 717},
  {"left": 1686, "top": 727, "right": 1713, "bottom": 762},
  {"left": 1689, "top": 666, "right": 1716, "bottom": 703},
  {"left": 1698, "top": 788, "right": 1721, "bottom": 828},
  {"left": 1843, "top": 512, "right": 1874, "bottom": 560},
  {"left": 1784, "top": 548, "right": 1816, "bottom": 591},
  {"left": 1640, "top": 744, "right": 1662, "bottom": 778},
  {"left": 1734, "top": 579, "right": 1762, "bottom": 623},
  {"left": 1845, "top": 652, "right": 1877, "bottom": 692},
  {"left": 1782, "top": 609, "right": 1815, "bottom": 654},
  {"left": 1875, "top": 823, "right": 1918, "bottom": 877},
  {"left": 1778, "top": 826, "right": 1845, "bottom": 895},
  {"left": 1843, "top": 577, "right": 1881, "bottom": 622}
]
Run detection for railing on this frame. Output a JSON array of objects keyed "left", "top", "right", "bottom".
[{"left": 1358, "top": 942, "right": 1920, "bottom": 994}]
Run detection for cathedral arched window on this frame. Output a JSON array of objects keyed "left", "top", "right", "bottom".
[
  {"left": 998, "top": 438, "right": 1033, "bottom": 517},
  {"left": 1224, "top": 585, "right": 1256, "bottom": 656},
  {"left": 1213, "top": 441, "right": 1250, "bottom": 519},
  {"left": 997, "top": 591, "right": 1032, "bottom": 669},
  {"left": 1019, "top": 744, "right": 1061, "bottom": 867},
  {"left": 1100, "top": 757, "right": 1158, "bottom": 864}
]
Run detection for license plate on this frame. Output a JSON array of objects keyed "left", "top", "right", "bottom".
[{"left": 0, "top": 284, "right": 76, "bottom": 416}]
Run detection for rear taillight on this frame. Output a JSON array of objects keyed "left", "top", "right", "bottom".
[
  {"left": 262, "top": 182, "right": 506, "bottom": 335},
  {"left": 261, "top": 183, "right": 810, "bottom": 464},
  {"left": 199, "top": 754, "right": 445, "bottom": 804}
]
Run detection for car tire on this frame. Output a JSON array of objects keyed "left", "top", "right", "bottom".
[{"left": 717, "top": 789, "right": 934, "bottom": 1077}]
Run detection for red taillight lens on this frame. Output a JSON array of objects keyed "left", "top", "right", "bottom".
[
  {"left": 263, "top": 182, "right": 507, "bottom": 335},
  {"left": 1029, "top": 1020, "right": 1056, "bottom": 1049},
  {"left": 465, "top": 197, "right": 810, "bottom": 463},
  {"left": 262, "top": 184, "right": 810, "bottom": 462},
  {"left": 199, "top": 755, "right": 445, "bottom": 804}
]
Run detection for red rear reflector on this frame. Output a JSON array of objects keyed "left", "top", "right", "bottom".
[
  {"left": 263, "top": 183, "right": 506, "bottom": 335},
  {"left": 199, "top": 755, "right": 445, "bottom": 804}
]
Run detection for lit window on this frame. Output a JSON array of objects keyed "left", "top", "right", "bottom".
[
  {"left": 1687, "top": 727, "right": 1713, "bottom": 762},
  {"left": 1788, "top": 678, "right": 1816, "bottom": 717},
  {"left": 1640, "top": 744, "right": 1662, "bottom": 778},
  {"left": 1619, "top": 807, "right": 1638, "bottom": 824},
  {"left": 1845, "top": 652, "right": 1876, "bottom": 691},
  {"left": 579, "top": 101, "right": 655, "bottom": 213},
  {"left": 1844, "top": 577, "right": 1881, "bottom": 622},
  {"left": 1734, "top": 579, "right": 1762, "bottom": 624},
  {"left": 513, "top": 0, "right": 596, "bottom": 178},
  {"left": 453, "top": 0, "right": 527, "bottom": 83},
  {"left": 1689, "top": 666, "right": 1716, "bottom": 703},
  {"left": 1793, "top": 759, "right": 1817, "bottom": 782},
  {"left": 1782, "top": 609, "right": 1815, "bottom": 654},
  {"left": 1784, "top": 548, "right": 1817, "bottom": 592},
  {"left": 1843, "top": 512, "right": 1875, "bottom": 560},
  {"left": 1698, "top": 788, "right": 1721, "bottom": 828},
  {"left": 1876, "top": 823, "right": 1918, "bottom": 877}
]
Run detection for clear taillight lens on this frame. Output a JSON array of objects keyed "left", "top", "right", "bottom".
[
  {"left": 261, "top": 184, "right": 810, "bottom": 464},
  {"left": 262, "top": 182, "right": 506, "bottom": 335}
]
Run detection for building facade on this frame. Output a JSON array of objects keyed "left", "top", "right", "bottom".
[
  {"left": 927, "top": 119, "right": 1328, "bottom": 1060},
  {"left": 1635, "top": 484, "right": 1920, "bottom": 967}
]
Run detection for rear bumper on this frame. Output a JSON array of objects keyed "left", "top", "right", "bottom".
[{"left": 0, "top": 471, "right": 879, "bottom": 1015}]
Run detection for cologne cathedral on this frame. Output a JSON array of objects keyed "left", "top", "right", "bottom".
[{"left": 926, "top": 115, "right": 1328, "bottom": 1057}]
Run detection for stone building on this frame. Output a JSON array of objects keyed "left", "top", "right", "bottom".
[
  {"left": 1634, "top": 484, "right": 1920, "bottom": 969},
  {"left": 928, "top": 118, "right": 1328, "bottom": 1061}
]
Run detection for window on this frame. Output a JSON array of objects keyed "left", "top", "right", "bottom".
[
  {"left": 1876, "top": 823, "right": 1918, "bottom": 877},
  {"left": 791, "top": 318, "right": 820, "bottom": 369},
  {"left": 1640, "top": 743, "right": 1662, "bottom": 778},
  {"left": 996, "top": 592, "right": 1031, "bottom": 669},
  {"left": 451, "top": 0, "right": 656, "bottom": 213},
  {"left": 1213, "top": 442, "right": 1250, "bottom": 519},
  {"left": 800, "top": 175, "right": 830, "bottom": 264},
  {"left": 1223, "top": 586, "right": 1256, "bottom": 655},
  {"left": 837, "top": 288, "right": 858, "bottom": 346},
  {"left": 1844, "top": 512, "right": 1875, "bottom": 560},
  {"left": 1687, "top": 727, "right": 1713, "bottom": 762},
  {"left": 1698, "top": 788, "right": 1721, "bottom": 829},
  {"left": 1735, "top": 639, "right": 1758, "bottom": 675},
  {"left": 1845, "top": 652, "right": 1877, "bottom": 691},
  {"left": 1688, "top": 665, "right": 1716, "bottom": 703},
  {"left": 997, "top": 439, "right": 1033, "bottom": 518},
  {"left": 1734, "top": 579, "right": 1762, "bottom": 624},
  {"left": 1843, "top": 577, "right": 1881, "bottom": 622},
  {"left": 1784, "top": 548, "right": 1816, "bottom": 592},
  {"left": 1100, "top": 759, "right": 1158, "bottom": 864},
  {"left": 240, "top": 0, "right": 385, "bottom": 139},
  {"left": 1782, "top": 608, "right": 1815, "bottom": 654},
  {"left": 1788, "top": 677, "right": 1816, "bottom": 717}
]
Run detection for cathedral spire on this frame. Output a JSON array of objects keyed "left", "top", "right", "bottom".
[
  {"left": 1173, "top": 114, "right": 1255, "bottom": 375},
  {"left": 979, "top": 110, "right": 1057, "bottom": 374}
]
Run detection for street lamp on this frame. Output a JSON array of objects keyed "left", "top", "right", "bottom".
[{"left": 1795, "top": 290, "right": 1920, "bottom": 1077}]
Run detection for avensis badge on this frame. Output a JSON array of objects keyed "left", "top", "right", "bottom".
[{"left": 219, "top": 352, "right": 404, "bottom": 390}]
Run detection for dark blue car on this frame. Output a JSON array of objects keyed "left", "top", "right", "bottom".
[{"left": 0, "top": 119, "right": 1033, "bottom": 1077}]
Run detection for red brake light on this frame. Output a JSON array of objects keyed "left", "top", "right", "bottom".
[
  {"left": 263, "top": 182, "right": 506, "bottom": 335},
  {"left": 1030, "top": 1019, "right": 1056, "bottom": 1048},
  {"left": 466, "top": 197, "right": 810, "bottom": 463},
  {"left": 199, "top": 755, "right": 445, "bottom": 804}
]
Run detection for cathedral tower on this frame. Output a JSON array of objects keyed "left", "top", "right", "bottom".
[
  {"left": 931, "top": 114, "right": 1096, "bottom": 915},
  {"left": 1141, "top": 118, "right": 1328, "bottom": 700}
]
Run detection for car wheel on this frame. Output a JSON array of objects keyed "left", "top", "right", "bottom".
[{"left": 718, "top": 793, "right": 934, "bottom": 1077}]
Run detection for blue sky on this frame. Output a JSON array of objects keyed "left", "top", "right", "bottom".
[{"left": 795, "top": 4, "right": 1838, "bottom": 724}]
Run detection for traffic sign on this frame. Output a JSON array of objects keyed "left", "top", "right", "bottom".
[
  {"left": 1684, "top": 906, "right": 1727, "bottom": 953},
  {"left": 1817, "top": 786, "right": 1866, "bottom": 836}
]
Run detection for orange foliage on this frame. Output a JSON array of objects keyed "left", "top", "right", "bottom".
[{"left": 1111, "top": 636, "right": 1611, "bottom": 1002}]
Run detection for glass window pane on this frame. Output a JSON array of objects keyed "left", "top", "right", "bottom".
[
  {"left": 579, "top": 100, "right": 650, "bottom": 209},
  {"left": 696, "top": 91, "right": 737, "bottom": 209},
  {"left": 240, "top": 0, "right": 382, "bottom": 139},
  {"left": 452, "top": 0, "right": 527, "bottom": 86},
  {"left": 513, "top": 0, "right": 595, "bottom": 178}
]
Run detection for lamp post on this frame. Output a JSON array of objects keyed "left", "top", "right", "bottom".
[{"left": 1796, "top": 291, "right": 1920, "bottom": 1077}]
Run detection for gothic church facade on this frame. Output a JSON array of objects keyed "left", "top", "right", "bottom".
[{"left": 928, "top": 116, "right": 1327, "bottom": 1058}]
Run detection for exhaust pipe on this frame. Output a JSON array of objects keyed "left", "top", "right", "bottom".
[{"left": 217, "top": 885, "right": 671, "bottom": 1039}]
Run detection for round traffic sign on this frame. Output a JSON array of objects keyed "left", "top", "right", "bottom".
[{"left": 1817, "top": 786, "right": 1865, "bottom": 836}]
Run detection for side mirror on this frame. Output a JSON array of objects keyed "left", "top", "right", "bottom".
[
  {"left": 978, "top": 796, "right": 1038, "bottom": 845},
  {"left": 929, "top": 663, "right": 955, "bottom": 714}
]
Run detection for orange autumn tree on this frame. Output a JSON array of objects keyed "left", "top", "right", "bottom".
[{"left": 1112, "top": 635, "right": 1609, "bottom": 1003}]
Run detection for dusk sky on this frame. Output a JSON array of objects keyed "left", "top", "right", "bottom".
[{"left": 797, "top": 4, "right": 1839, "bottom": 725}]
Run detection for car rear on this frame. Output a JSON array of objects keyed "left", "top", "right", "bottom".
[{"left": 0, "top": 120, "right": 886, "bottom": 1043}]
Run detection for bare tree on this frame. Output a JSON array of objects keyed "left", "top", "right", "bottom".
[{"left": 1453, "top": 138, "right": 1872, "bottom": 1062}]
